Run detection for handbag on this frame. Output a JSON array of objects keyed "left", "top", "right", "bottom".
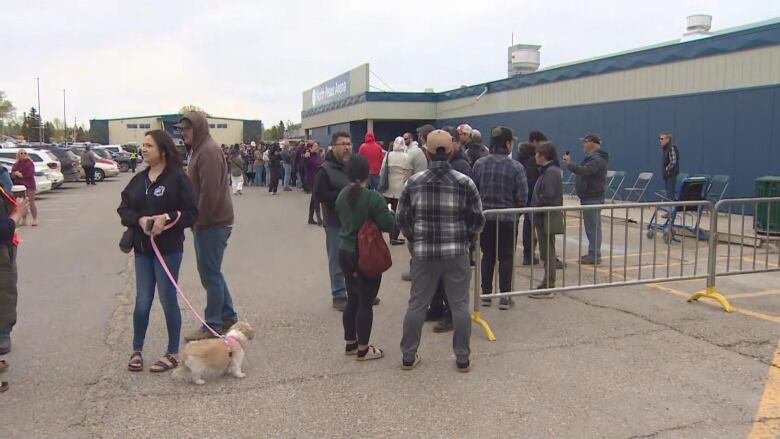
[
  {"left": 358, "top": 219, "right": 392, "bottom": 277},
  {"left": 119, "top": 227, "right": 136, "bottom": 253},
  {"left": 543, "top": 210, "right": 565, "bottom": 236},
  {"left": 377, "top": 153, "right": 390, "bottom": 193}
]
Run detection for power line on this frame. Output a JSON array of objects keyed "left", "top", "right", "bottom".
[{"left": 369, "top": 70, "right": 394, "bottom": 92}]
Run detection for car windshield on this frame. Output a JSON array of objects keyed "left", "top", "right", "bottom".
[{"left": 93, "top": 149, "right": 110, "bottom": 158}]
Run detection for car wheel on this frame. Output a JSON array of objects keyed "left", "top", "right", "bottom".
[
  {"left": 119, "top": 162, "right": 129, "bottom": 172},
  {"left": 95, "top": 169, "right": 105, "bottom": 182}
]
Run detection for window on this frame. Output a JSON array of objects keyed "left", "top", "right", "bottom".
[
  {"left": 217, "top": 123, "right": 228, "bottom": 129},
  {"left": 209, "top": 124, "right": 215, "bottom": 129},
  {"left": 139, "top": 123, "right": 151, "bottom": 129},
  {"left": 127, "top": 124, "right": 138, "bottom": 129}
]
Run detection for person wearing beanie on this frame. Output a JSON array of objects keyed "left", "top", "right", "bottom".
[
  {"left": 467, "top": 129, "right": 489, "bottom": 166},
  {"left": 472, "top": 126, "right": 528, "bottom": 310},
  {"left": 397, "top": 130, "right": 485, "bottom": 373},
  {"left": 334, "top": 155, "right": 395, "bottom": 361}
]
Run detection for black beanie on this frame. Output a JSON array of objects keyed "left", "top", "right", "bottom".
[{"left": 347, "top": 155, "right": 370, "bottom": 183}]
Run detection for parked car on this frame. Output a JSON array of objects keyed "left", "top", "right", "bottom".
[
  {"left": 71, "top": 148, "right": 120, "bottom": 181},
  {"left": 96, "top": 147, "right": 136, "bottom": 172},
  {"left": 0, "top": 159, "right": 53, "bottom": 194},
  {"left": 37, "top": 145, "right": 82, "bottom": 182},
  {"left": 0, "top": 148, "right": 65, "bottom": 189}
]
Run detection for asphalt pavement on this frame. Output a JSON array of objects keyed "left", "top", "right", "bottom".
[{"left": 1, "top": 172, "right": 779, "bottom": 439}]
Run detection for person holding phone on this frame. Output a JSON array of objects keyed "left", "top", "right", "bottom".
[{"left": 117, "top": 130, "right": 198, "bottom": 373}]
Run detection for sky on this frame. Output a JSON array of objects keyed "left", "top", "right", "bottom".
[{"left": 2, "top": 0, "right": 779, "bottom": 129}]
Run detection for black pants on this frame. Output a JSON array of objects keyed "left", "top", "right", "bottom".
[
  {"left": 309, "top": 193, "right": 322, "bottom": 223},
  {"left": 129, "top": 160, "right": 137, "bottom": 173},
  {"left": 339, "top": 250, "right": 381, "bottom": 344},
  {"left": 480, "top": 219, "right": 517, "bottom": 294},
  {"left": 384, "top": 197, "right": 401, "bottom": 241},
  {"left": 0, "top": 245, "right": 18, "bottom": 336},
  {"left": 268, "top": 167, "right": 280, "bottom": 193},
  {"left": 84, "top": 165, "right": 96, "bottom": 185}
]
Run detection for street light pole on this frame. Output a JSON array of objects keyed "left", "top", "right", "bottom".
[
  {"left": 36, "top": 77, "right": 43, "bottom": 143},
  {"left": 63, "top": 89, "right": 67, "bottom": 145}
]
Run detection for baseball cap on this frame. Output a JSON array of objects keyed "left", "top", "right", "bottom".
[
  {"left": 173, "top": 117, "right": 192, "bottom": 129},
  {"left": 457, "top": 124, "right": 473, "bottom": 135},
  {"left": 490, "top": 126, "right": 516, "bottom": 148},
  {"left": 416, "top": 124, "right": 435, "bottom": 138},
  {"left": 425, "top": 130, "right": 454, "bottom": 155},
  {"left": 580, "top": 134, "right": 601, "bottom": 144}
]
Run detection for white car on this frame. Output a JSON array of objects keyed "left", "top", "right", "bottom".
[
  {"left": 95, "top": 145, "right": 130, "bottom": 155},
  {"left": 0, "top": 159, "right": 53, "bottom": 194},
  {"left": 0, "top": 148, "right": 64, "bottom": 189}
]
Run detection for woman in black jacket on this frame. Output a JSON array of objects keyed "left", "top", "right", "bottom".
[{"left": 118, "top": 130, "right": 198, "bottom": 373}]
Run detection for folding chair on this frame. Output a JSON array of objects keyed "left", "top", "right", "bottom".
[
  {"left": 606, "top": 171, "right": 626, "bottom": 203},
  {"left": 562, "top": 172, "right": 576, "bottom": 197},
  {"left": 654, "top": 173, "right": 689, "bottom": 201},
  {"left": 647, "top": 176, "right": 710, "bottom": 243},
  {"left": 623, "top": 172, "right": 654, "bottom": 202}
]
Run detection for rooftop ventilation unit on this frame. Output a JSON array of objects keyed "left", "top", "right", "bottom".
[
  {"left": 684, "top": 14, "right": 712, "bottom": 38},
  {"left": 508, "top": 44, "right": 541, "bottom": 77}
]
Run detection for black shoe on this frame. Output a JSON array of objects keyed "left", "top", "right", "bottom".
[
  {"left": 389, "top": 238, "right": 406, "bottom": 246},
  {"left": 481, "top": 297, "right": 492, "bottom": 307},
  {"left": 373, "top": 297, "right": 381, "bottom": 306},
  {"left": 523, "top": 257, "right": 541, "bottom": 266},
  {"left": 308, "top": 219, "right": 317, "bottom": 225},
  {"left": 222, "top": 319, "right": 238, "bottom": 332},
  {"left": 0, "top": 337, "right": 10, "bottom": 355},
  {"left": 554, "top": 259, "right": 565, "bottom": 270},
  {"left": 332, "top": 298, "right": 347, "bottom": 312},
  {"left": 433, "top": 318, "right": 453, "bottom": 333},
  {"left": 499, "top": 297, "right": 515, "bottom": 310},
  {"left": 456, "top": 358, "right": 471, "bottom": 373},
  {"left": 401, "top": 272, "right": 412, "bottom": 282}
]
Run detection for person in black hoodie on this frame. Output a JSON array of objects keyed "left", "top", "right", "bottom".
[
  {"left": 268, "top": 144, "right": 283, "bottom": 195},
  {"left": 517, "top": 142, "right": 540, "bottom": 265},
  {"left": 314, "top": 131, "right": 352, "bottom": 310},
  {"left": 118, "top": 130, "right": 197, "bottom": 373}
]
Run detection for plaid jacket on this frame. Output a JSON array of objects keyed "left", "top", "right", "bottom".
[
  {"left": 472, "top": 153, "right": 528, "bottom": 214},
  {"left": 396, "top": 161, "right": 485, "bottom": 260}
]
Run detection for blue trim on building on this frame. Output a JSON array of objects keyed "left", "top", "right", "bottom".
[{"left": 302, "top": 19, "right": 780, "bottom": 119}]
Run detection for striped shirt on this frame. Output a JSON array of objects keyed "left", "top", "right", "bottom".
[{"left": 396, "top": 161, "right": 485, "bottom": 260}]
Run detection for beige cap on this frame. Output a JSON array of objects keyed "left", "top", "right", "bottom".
[{"left": 426, "top": 129, "right": 454, "bottom": 154}]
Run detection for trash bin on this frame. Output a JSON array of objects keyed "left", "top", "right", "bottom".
[{"left": 755, "top": 176, "right": 780, "bottom": 235}]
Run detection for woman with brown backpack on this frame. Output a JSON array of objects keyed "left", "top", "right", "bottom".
[{"left": 335, "top": 156, "right": 395, "bottom": 361}]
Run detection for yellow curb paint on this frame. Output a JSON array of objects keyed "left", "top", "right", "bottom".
[
  {"left": 748, "top": 340, "right": 780, "bottom": 439},
  {"left": 728, "top": 290, "right": 780, "bottom": 300},
  {"left": 650, "top": 284, "right": 780, "bottom": 325}
]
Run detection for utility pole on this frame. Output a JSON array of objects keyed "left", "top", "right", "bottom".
[
  {"left": 63, "top": 89, "right": 67, "bottom": 145},
  {"left": 36, "top": 77, "right": 43, "bottom": 143}
]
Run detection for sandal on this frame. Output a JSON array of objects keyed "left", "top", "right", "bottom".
[
  {"left": 0, "top": 360, "right": 8, "bottom": 373},
  {"left": 150, "top": 354, "right": 179, "bottom": 373},
  {"left": 128, "top": 352, "right": 143, "bottom": 372},
  {"left": 0, "top": 381, "right": 7, "bottom": 393},
  {"left": 356, "top": 346, "right": 384, "bottom": 361}
]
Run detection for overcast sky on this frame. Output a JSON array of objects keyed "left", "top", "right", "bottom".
[{"left": 3, "top": 0, "right": 778, "bottom": 129}]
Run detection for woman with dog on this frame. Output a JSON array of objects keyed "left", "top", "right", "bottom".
[
  {"left": 118, "top": 130, "right": 198, "bottom": 373},
  {"left": 335, "top": 155, "right": 395, "bottom": 360}
]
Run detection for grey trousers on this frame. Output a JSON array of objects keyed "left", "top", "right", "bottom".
[{"left": 401, "top": 253, "right": 471, "bottom": 363}]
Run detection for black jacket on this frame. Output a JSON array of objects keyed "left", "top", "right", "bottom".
[
  {"left": 565, "top": 149, "right": 609, "bottom": 200},
  {"left": 465, "top": 142, "right": 488, "bottom": 167},
  {"left": 531, "top": 162, "right": 563, "bottom": 224},
  {"left": 118, "top": 167, "right": 198, "bottom": 256},
  {"left": 450, "top": 149, "right": 473, "bottom": 179},
  {"left": 0, "top": 188, "right": 16, "bottom": 247},
  {"left": 517, "top": 143, "right": 539, "bottom": 190},
  {"left": 662, "top": 144, "right": 680, "bottom": 179},
  {"left": 313, "top": 151, "right": 350, "bottom": 227}
]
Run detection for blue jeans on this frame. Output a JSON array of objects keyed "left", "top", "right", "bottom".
[
  {"left": 665, "top": 177, "right": 676, "bottom": 200},
  {"left": 283, "top": 163, "right": 292, "bottom": 189},
  {"left": 193, "top": 227, "right": 237, "bottom": 330},
  {"left": 368, "top": 174, "right": 380, "bottom": 190},
  {"left": 581, "top": 198, "right": 604, "bottom": 259},
  {"left": 133, "top": 252, "right": 182, "bottom": 354},
  {"left": 264, "top": 163, "right": 271, "bottom": 187},
  {"left": 325, "top": 224, "right": 347, "bottom": 300},
  {"left": 255, "top": 165, "right": 265, "bottom": 186}
]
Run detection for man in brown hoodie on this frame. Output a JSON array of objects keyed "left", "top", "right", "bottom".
[{"left": 174, "top": 112, "right": 239, "bottom": 341}]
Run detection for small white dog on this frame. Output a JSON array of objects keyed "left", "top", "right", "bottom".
[{"left": 173, "top": 321, "right": 255, "bottom": 385}]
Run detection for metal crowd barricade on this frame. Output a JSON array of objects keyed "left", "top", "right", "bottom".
[
  {"left": 472, "top": 200, "right": 714, "bottom": 341},
  {"left": 688, "top": 196, "right": 780, "bottom": 310}
]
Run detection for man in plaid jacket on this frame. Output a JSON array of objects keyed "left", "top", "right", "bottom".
[{"left": 396, "top": 129, "right": 485, "bottom": 373}]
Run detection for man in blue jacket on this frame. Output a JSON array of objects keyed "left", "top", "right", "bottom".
[{"left": 563, "top": 134, "right": 608, "bottom": 265}]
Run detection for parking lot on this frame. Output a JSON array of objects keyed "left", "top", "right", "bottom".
[{"left": 0, "top": 173, "right": 778, "bottom": 438}]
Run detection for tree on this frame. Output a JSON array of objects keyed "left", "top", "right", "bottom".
[
  {"left": 0, "top": 91, "right": 16, "bottom": 136},
  {"left": 264, "top": 125, "right": 280, "bottom": 141},
  {"left": 278, "top": 120, "right": 285, "bottom": 138},
  {"left": 178, "top": 105, "right": 210, "bottom": 116},
  {"left": 20, "top": 107, "right": 41, "bottom": 142}
]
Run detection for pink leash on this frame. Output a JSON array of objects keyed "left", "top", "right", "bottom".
[{"left": 148, "top": 212, "right": 226, "bottom": 343}]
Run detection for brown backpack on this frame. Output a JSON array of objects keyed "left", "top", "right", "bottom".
[{"left": 358, "top": 219, "right": 392, "bottom": 277}]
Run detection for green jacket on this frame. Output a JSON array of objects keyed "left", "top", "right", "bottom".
[{"left": 335, "top": 185, "right": 395, "bottom": 253}]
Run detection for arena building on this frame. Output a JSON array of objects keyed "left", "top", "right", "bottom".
[
  {"left": 301, "top": 16, "right": 780, "bottom": 197},
  {"left": 90, "top": 114, "right": 263, "bottom": 146}
]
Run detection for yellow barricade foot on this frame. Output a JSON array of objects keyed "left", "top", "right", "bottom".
[
  {"left": 472, "top": 311, "right": 497, "bottom": 341},
  {"left": 688, "top": 286, "right": 734, "bottom": 313}
]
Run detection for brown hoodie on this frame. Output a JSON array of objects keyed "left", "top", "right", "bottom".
[{"left": 183, "top": 111, "right": 234, "bottom": 229}]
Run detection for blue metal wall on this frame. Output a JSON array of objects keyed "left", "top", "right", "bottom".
[{"left": 438, "top": 85, "right": 780, "bottom": 198}]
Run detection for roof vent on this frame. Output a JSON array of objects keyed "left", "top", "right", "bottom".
[
  {"left": 684, "top": 14, "right": 712, "bottom": 37},
  {"left": 508, "top": 44, "right": 541, "bottom": 77}
]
